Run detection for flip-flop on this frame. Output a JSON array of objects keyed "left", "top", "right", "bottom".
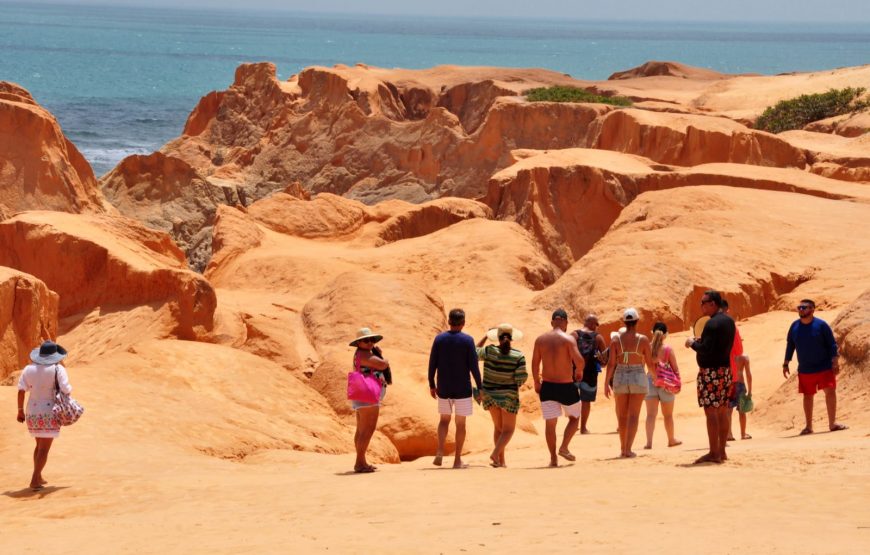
[
  {"left": 741, "top": 435, "right": 752, "bottom": 440},
  {"left": 558, "top": 451, "right": 576, "bottom": 462},
  {"left": 668, "top": 441, "right": 683, "bottom": 447},
  {"left": 829, "top": 424, "right": 848, "bottom": 432},
  {"left": 799, "top": 428, "right": 813, "bottom": 436},
  {"left": 353, "top": 466, "right": 376, "bottom": 474}
]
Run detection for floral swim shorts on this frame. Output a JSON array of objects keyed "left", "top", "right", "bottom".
[{"left": 697, "top": 367, "right": 732, "bottom": 408}]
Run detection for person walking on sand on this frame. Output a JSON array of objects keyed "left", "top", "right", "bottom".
[
  {"left": 722, "top": 300, "right": 752, "bottom": 441},
  {"left": 685, "top": 290, "right": 735, "bottom": 464},
  {"left": 349, "top": 328, "right": 390, "bottom": 473},
  {"left": 428, "top": 308, "right": 482, "bottom": 469},
  {"left": 532, "top": 308, "right": 585, "bottom": 467},
  {"left": 604, "top": 308, "right": 654, "bottom": 458},
  {"left": 643, "top": 322, "right": 682, "bottom": 449},
  {"left": 783, "top": 299, "right": 847, "bottom": 435},
  {"left": 571, "top": 314, "right": 608, "bottom": 434},
  {"left": 17, "top": 340, "right": 73, "bottom": 490},
  {"left": 476, "top": 324, "right": 527, "bottom": 468}
]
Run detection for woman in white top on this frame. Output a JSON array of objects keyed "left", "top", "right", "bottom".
[{"left": 17, "top": 340, "right": 73, "bottom": 491}]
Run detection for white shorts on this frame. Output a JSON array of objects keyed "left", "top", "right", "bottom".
[
  {"left": 438, "top": 397, "right": 473, "bottom": 417},
  {"left": 541, "top": 400, "right": 582, "bottom": 420}
]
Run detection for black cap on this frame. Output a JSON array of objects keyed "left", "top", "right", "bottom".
[{"left": 552, "top": 308, "right": 568, "bottom": 320}]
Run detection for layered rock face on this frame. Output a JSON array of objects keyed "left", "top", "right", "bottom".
[
  {"left": 0, "top": 267, "right": 58, "bottom": 381},
  {"left": 0, "top": 212, "right": 215, "bottom": 340},
  {"left": 0, "top": 82, "right": 110, "bottom": 218}
]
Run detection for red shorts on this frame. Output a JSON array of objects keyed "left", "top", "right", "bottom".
[{"left": 798, "top": 370, "right": 836, "bottom": 394}]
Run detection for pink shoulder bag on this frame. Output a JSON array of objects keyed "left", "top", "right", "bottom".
[{"left": 347, "top": 352, "right": 383, "bottom": 404}]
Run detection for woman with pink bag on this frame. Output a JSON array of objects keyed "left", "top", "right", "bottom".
[
  {"left": 643, "top": 323, "right": 683, "bottom": 449},
  {"left": 348, "top": 328, "right": 390, "bottom": 474}
]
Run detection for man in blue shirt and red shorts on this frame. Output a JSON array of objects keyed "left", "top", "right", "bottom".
[{"left": 783, "top": 299, "right": 848, "bottom": 435}]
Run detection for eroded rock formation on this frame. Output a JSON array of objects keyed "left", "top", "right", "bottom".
[{"left": 0, "top": 267, "right": 58, "bottom": 381}]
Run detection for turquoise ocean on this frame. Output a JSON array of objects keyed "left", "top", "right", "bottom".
[{"left": 2, "top": 2, "right": 869, "bottom": 175}]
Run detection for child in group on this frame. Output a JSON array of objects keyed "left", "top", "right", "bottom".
[{"left": 728, "top": 354, "right": 753, "bottom": 440}]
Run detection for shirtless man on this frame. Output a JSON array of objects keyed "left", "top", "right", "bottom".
[{"left": 532, "top": 308, "right": 586, "bottom": 467}]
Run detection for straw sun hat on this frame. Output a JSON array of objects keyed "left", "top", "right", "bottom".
[
  {"left": 485, "top": 323, "right": 523, "bottom": 343},
  {"left": 349, "top": 327, "right": 383, "bottom": 347}
]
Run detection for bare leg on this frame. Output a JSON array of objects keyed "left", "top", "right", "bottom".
[
  {"left": 545, "top": 418, "right": 559, "bottom": 466},
  {"left": 727, "top": 407, "right": 736, "bottom": 441},
  {"left": 615, "top": 394, "right": 629, "bottom": 457},
  {"left": 494, "top": 410, "right": 516, "bottom": 467},
  {"left": 717, "top": 406, "right": 729, "bottom": 460},
  {"left": 354, "top": 407, "right": 379, "bottom": 471},
  {"left": 623, "top": 394, "right": 644, "bottom": 458},
  {"left": 823, "top": 387, "right": 839, "bottom": 430},
  {"left": 644, "top": 398, "right": 659, "bottom": 449},
  {"left": 31, "top": 437, "right": 54, "bottom": 489},
  {"left": 802, "top": 393, "right": 814, "bottom": 433},
  {"left": 661, "top": 401, "right": 680, "bottom": 446},
  {"left": 558, "top": 416, "right": 579, "bottom": 460},
  {"left": 434, "top": 413, "right": 450, "bottom": 465},
  {"left": 453, "top": 415, "right": 468, "bottom": 468},
  {"left": 695, "top": 407, "right": 721, "bottom": 464},
  {"left": 488, "top": 407, "right": 502, "bottom": 466},
  {"left": 580, "top": 401, "right": 592, "bottom": 434},
  {"left": 739, "top": 411, "right": 750, "bottom": 439}
]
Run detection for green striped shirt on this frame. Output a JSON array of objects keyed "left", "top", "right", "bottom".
[{"left": 477, "top": 345, "right": 528, "bottom": 390}]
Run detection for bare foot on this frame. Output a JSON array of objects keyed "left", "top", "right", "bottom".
[
  {"left": 668, "top": 440, "right": 683, "bottom": 447},
  {"left": 548, "top": 459, "right": 559, "bottom": 468},
  {"left": 29, "top": 483, "right": 44, "bottom": 490},
  {"left": 829, "top": 423, "right": 848, "bottom": 432},
  {"left": 643, "top": 444, "right": 652, "bottom": 450},
  {"left": 799, "top": 428, "right": 813, "bottom": 436},
  {"left": 489, "top": 454, "right": 501, "bottom": 468},
  {"left": 622, "top": 451, "right": 637, "bottom": 458},
  {"left": 580, "top": 428, "right": 590, "bottom": 435},
  {"left": 741, "top": 434, "right": 752, "bottom": 440},
  {"left": 39, "top": 478, "right": 48, "bottom": 485},
  {"left": 558, "top": 450, "right": 576, "bottom": 462},
  {"left": 721, "top": 452, "right": 728, "bottom": 461},
  {"left": 432, "top": 454, "right": 443, "bottom": 466},
  {"left": 693, "top": 453, "right": 720, "bottom": 465},
  {"left": 353, "top": 464, "right": 376, "bottom": 473},
  {"left": 726, "top": 436, "right": 736, "bottom": 442},
  {"left": 452, "top": 461, "right": 469, "bottom": 469}
]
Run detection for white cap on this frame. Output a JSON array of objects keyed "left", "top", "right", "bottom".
[{"left": 623, "top": 308, "right": 639, "bottom": 322}]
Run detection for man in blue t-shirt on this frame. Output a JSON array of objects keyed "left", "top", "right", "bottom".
[
  {"left": 783, "top": 298, "right": 847, "bottom": 435},
  {"left": 428, "top": 308, "right": 482, "bottom": 469}
]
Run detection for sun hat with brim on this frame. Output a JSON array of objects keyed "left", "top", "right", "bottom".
[
  {"left": 30, "top": 340, "right": 68, "bottom": 365},
  {"left": 349, "top": 327, "right": 383, "bottom": 347},
  {"left": 623, "top": 308, "right": 639, "bottom": 322},
  {"left": 486, "top": 323, "right": 523, "bottom": 343}
]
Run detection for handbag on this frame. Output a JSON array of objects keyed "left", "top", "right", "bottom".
[
  {"left": 52, "top": 365, "right": 84, "bottom": 426},
  {"left": 737, "top": 392, "right": 754, "bottom": 413},
  {"left": 347, "top": 371, "right": 382, "bottom": 404},
  {"left": 653, "top": 346, "right": 682, "bottom": 394}
]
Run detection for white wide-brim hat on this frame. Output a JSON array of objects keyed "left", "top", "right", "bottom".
[
  {"left": 349, "top": 327, "right": 383, "bottom": 347},
  {"left": 486, "top": 323, "right": 523, "bottom": 343},
  {"left": 30, "top": 340, "right": 68, "bottom": 365}
]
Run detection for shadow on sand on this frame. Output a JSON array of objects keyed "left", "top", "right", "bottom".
[{"left": 3, "top": 485, "right": 69, "bottom": 499}]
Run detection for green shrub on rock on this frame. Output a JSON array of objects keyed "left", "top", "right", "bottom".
[
  {"left": 755, "top": 87, "right": 868, "bottom": 133},
  {"left": 526, "top": 86, "right": 632, "bottom": 107}
]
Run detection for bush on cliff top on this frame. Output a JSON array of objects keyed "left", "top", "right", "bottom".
[
  {"left": 755, "top": 87, "right": 868, "bottom": 134},
  {"left": 526, "top": 86, "right": 632, "bottom": 107}
]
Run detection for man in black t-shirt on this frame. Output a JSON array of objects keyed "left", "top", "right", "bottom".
[
  {"left": 685, "top": 290, "right": 736, "bottom": 464},
  {"left": 571, "top": 314, "right": 607, "bottom": 434}
]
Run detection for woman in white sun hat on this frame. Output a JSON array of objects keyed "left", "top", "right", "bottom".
[{"left": 17, "top": 340, "right": 73, "bottom": 490}]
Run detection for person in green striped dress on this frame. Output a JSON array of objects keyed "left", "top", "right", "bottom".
[{"left": 476, "top": 323, "right": 528, "bottom": 468}]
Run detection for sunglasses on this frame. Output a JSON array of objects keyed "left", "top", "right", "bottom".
[
  {"left": 797, "top": 305, "right": 812, "bottom": 311},
  {"left": 498, "top": 334, "right": 512, "bottom": 341},
  {"left": 700, "top": 299, "right": 714, "bottom": 305},
  {"left": 358, "top": 339, "right": 375, "bottom": 344}
]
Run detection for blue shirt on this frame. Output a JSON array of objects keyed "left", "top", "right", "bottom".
[
  {"left": 785, "top": 318, "right": 838, "bottom": 374},
  {"left": 428, "top": 330, "right": 481, "bottom": 399}
]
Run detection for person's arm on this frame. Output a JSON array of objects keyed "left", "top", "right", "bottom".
[
  {"left": 469, "top": 342, "right": 482, "bottom": 391},
  {"left": 668, "top": 345, "right": 680, "bottom": 377},
  {"left": 515, "top": 356, "right": 528, "bottom": 387},
  {"left": 57, "top": 365, "right": 72, "bottom": 395},
  {"left": 17, "top": 390, "right": 25, "bottom": 423},
  {"left": 476, "top": 335, "right": 487, "bottom": 348},
  {"left": 642, "top": 336, "right": 655, "bottom": 380},
  {"left": 604, "top": 338, "right": 617, "bottom": 398},
  {"left": 783, "top": 324, "right": 796, "bottom": 378},
  {"left": 531, "top": 339, "right": 542, "bottom": 394},
  {"left": 428, "top": 340, "right": 438, "bottom": 398},
  {"left": 822, "top": 322, "right": 840, "bottom": 374},
  {"left": 363, "top": 351, "right": 389, "bottom": 371},
  {"left": 743, "top": 355, "right": 752, "bottom": 396},
  {"left": 568, "top": 336, "right": 585, "bottom": 378}
]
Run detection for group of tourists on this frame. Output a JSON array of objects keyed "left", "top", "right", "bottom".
[
  {"left": 347, "top": 290, "right": 848, "bottom": 471},
  {"left": 13, "top": 290, "right": 848, "bottom": 484}
]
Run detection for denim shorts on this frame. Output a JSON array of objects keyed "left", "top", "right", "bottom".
[{"left": 645, "top": 374, "right": 675, "bottom": 403}]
